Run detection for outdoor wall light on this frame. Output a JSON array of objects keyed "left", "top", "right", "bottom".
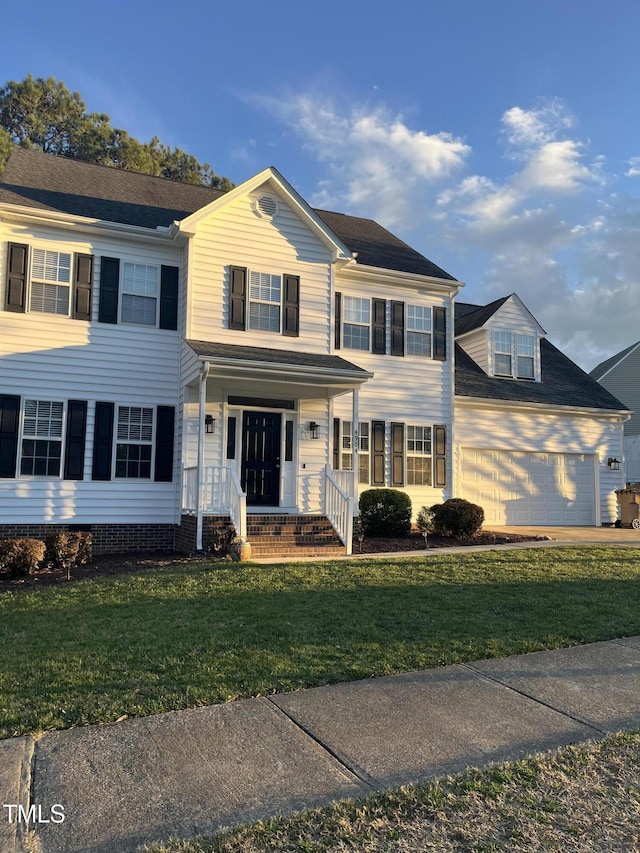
[
  {"left": 205, "top": 414, "right": 215, "bottom": 434},
  {"left": 607, "top": 457, "right": 621, "bottom": 470},
  {"left": 308, "top": 421, "right": 320, "bottom": 439}
]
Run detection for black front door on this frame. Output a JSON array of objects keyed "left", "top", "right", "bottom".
[{"left": 241, "top": 411, "right": 281, "bottom": 506}]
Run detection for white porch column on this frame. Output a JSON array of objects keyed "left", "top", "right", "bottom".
[
  {"left": 352, "top": 386, "right": 359, "bottom": 509},
  {"left": 196, "top": 361, "right": 210, "bottom": 551}
]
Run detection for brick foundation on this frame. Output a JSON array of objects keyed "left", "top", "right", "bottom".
[{"left": 0, "top": 523, "right": 176, "bottom": 556}]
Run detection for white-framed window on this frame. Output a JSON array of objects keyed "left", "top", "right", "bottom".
[
  {"left": 29, "top": 249, "right": 71, "bottom": 316},
  {"left": 120, "top": 263, "right": 159, "bottom": 326},
  {"left": 343, "top": 296, "right": 370, "bottom": 351},
  {"left": 406, "top": 305, "right": 432, "bottom": 357},
  {"left": 115, "top": 406, "right": 153, "bottom": 478},
  {"left": 20, "top": 399, "right": 65, "bottom": 476},
  {"left": 341, "top": 420, "right": 370, "bottom": 483},
  {"left": 516, "top": 334, "right": 535, "bottom": 379},
  {"left": 249, "top": 271, "right": 281, "bottom": 333},
  {"left": 493, "top": 331, "right": 536, "bottom": 379},
  {"left": 406, "top": 425, "right": 432, "bottom": 486}
]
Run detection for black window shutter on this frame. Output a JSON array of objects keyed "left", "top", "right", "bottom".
[
  {"left": 154, "top": 405, "right": 175, "bottom": 482},
  {"left": 229, "top": 266, "right": 247, "bottom": 330},
  {"left": 433, "top": 307, "right": 447, "bottom": 361},
  {"left": 64, "top": 400, "right": 87, "bottom": 480},
  {"left": 92, "top": 402, "right": 114, "bottom": 480},
  {"left": 332, "top": 417, "right": 340, "bottom": 469},
  {"left": 0, "top": 394, "right": 20, "bottom": 478},
  {"left": 98, "top": 257, "right": 120, "bottom": 324},
  {"left": 334, "top": 292, "right": 342, "bottom": 349},
  {"left": 226, "top": 416, "right": 237, "bottom": 460},
  {"left": 372, "top": 299, "right": 386, "bottom": 354},
  {"left": 434, "top": 424, "right": 447, "bottom": 487},
  {"left": 159, "top": 265, "right": 179, "bottom": 330},
  {"left": 391, "top": 301, "right": 405, "bottom": 356},
  {"left": 283, "top": 274, "right": 300, "bottom": 337},
  {"left": 72, "top": 254, "right": 93, "bottom": 321},
  {"left": 5, "top": 243, "right": 28, "bottom": 313},
  {"left": 391, "top": 422, "right": 405, "bottom": 487},
  {"left": 371, "top": 420, "right": 385, "bottom": 486}
]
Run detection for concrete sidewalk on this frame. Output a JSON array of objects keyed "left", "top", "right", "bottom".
[{"left": 2, "top": 637, "right": 640, "bottom": 853}]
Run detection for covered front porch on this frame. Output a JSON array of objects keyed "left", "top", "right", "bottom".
[{"left": 180, "top": 340, "right": 372, "bottom": 555}]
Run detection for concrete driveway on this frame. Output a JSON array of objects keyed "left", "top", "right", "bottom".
[{"left": 486, "top": 525, "right": 640, "bottom": 544}]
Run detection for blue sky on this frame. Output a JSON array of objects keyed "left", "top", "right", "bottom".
[{"left": 2, "top": 0, "right": 639, "bottom": 370}]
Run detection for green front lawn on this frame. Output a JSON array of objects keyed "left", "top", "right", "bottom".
[{"left": 1, "top": 547, "right": 639, "bottom": 738}]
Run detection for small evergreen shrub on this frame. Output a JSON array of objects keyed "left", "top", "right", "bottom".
[
  {"left": 359, "top": 489, "right": 412, "bottom": 537},
  {"left": 44, "top": 532, "right": 93, "bottom": 570},
  {"left": 416, "top": 506, "right": 435, "bottom": 535},
  {"left": 429, "top": 498, "right": 484, "bottom": 538},
  {"left": 0, "top": 538, "right": 46, "bottom": 577}
]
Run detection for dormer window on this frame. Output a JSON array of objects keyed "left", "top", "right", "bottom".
[{"left": 494, "top": 331, "right": 535, "bottom": 379}]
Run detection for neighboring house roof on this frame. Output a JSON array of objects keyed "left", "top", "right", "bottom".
[
  {"left": 0, "top": 149, "right": 455, "bottom": 280},
  {"left": 590, "top": 340, "right": 640, "bottom": 381},
  {"left": 186, "top": 340, "right": 371, "bottom": 377},
  {"left": 455, "top": 339, "right": 630, "bottom": 411},
  {"left": 454, "top": 296, "right": 510, "bottom": 335}
]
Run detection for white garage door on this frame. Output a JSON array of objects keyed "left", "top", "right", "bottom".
[{"left": 460, "top": 449, "right": 596, "bottom": 526}]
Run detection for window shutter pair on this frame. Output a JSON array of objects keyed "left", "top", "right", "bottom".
[
  {"left": 4, "top": 243, "right": 94, "bottom": 319},
  {"left": 92, "top": 403, "right": 175, "bottom": 481},
  {"left": 228, "top": 266, "right": 299, "bottom": 336},
  {"left": 98, "top": 258, "right": 178, "bottom": 329}
]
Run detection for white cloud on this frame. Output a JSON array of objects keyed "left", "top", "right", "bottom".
[
  {"left": 251, "top": 92, "right": 470, "bottom": 227},
  {"left": 626, "top": 156, "right": 640, "bottom": 177}
]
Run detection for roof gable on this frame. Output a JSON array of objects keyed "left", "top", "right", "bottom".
[
  {"left": 455, "top": 293, "right": 545, "bottom": 338},
  {"left": 590, "top": 340, "right": 640, "bottom": 381}
]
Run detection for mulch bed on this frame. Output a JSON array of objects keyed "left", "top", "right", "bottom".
[{"left": 0, "top": 532, "right": 549, "bottom": 592}]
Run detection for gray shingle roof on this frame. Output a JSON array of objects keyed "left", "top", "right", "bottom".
[
  {"left": 455, "top": 339, "right": 629, "bottom": 410},
  {"left": 454, "top": 296, "right": 510, "bottom": 335},
  {"left": 590, "top": 340, "right": 640, "bottom": 380},
  {"left": 186, "top": 340, "right": 371, "bottom": 375},
  {"left": 0, "top": 149, "right": 456, "bottom": 279}
]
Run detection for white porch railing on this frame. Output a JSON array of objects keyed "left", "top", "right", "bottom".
[
  {"left": 325, "top": 464, "right": 354, "bottom": 555},
  {"left": 182, "top": 465, "right": 247, "bottom": 539},
  {"left": 331, "top": 469, "right": 355, "bottom": 495}
]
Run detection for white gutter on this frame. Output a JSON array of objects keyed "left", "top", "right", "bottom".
[{"left": 196, "top": 361, "right": 210, "bottom": 551}]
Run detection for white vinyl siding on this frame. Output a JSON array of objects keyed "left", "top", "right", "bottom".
[
  {"left": 121, "top": 262, "right": 159, "bottom": 326},
  {"left": 29, "top": 249, "right": 71, "bottom": 316},
  {"left": 0, "top": 228, "right": 182, "bottom": 525}
]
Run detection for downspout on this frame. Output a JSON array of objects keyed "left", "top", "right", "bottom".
[{"left": 196, "top": 361, "right": 210, "bottom": 551}]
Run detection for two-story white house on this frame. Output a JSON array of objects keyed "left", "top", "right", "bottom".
[{"left": 0, "top": 149, "right": 629, "bottom": 556}]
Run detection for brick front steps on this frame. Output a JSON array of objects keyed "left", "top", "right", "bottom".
[{"left": 246, "top": 514, "right": 347, "bottom": 558}]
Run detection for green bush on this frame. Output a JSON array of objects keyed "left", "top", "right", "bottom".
[
  {"left": 0, "top": 538, "right": 46, "bottom": 577},
  {"left": 359, "top": 489, "right": 412, "bottom": 537},
  {"left": 44, "top": 532, "right": 93, "bottom": 570},
  {"left": 430, "top": 498, "right": 484, "bottom": 537}
]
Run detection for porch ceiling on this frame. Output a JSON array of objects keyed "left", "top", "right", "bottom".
[{"left": 186, "top": 339, "right": 373, "bottom": 399}]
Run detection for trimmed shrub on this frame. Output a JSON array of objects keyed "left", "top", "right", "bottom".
[
  {"left": 429, "top": 498, "right": 484, "bottom": 538},
  {"left": 416, "top": 506, "right": 435, "bottom": 535},
  {"left": 0, "top": 538, "right": 46, "bottom": 577},
  {"left": 359, "top": 489, "right": 412, "bottom": 537},
  {"left": 44, "top": 532, "right": 93, "bottom": 570}
]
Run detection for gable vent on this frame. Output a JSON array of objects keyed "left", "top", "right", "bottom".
[{"left": 255, "top": 194, "right": 278, "bottom": 219}]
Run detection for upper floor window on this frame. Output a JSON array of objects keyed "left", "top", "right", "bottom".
[
  {"left": 121, "top": 263, "right": 158, "bottom": 326},
  {"left": 249, "top": 272, "right": 281, "bottom": 333},
  {"left": 30, "top": 249, "right": 72, "bottom": 315},
  {"left": 406, "top": 305, "right": 432, "bottom": 357},
  {"left": 343, "top": 297, "right": 370, "bottom": 351},
  {"left": 4, "top": 242, "right": 93, "bottom": 321},
  {"left": 494, "top": 331, "right": 536, "bottom": 379}
]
